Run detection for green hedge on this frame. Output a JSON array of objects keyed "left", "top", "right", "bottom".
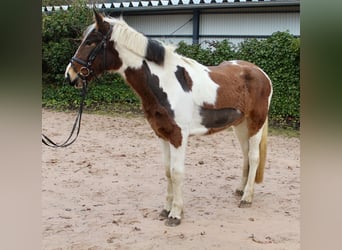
[
  {"left": 42, "top": 74, "right": 139, "bottom": 111},
  {"left": 42, "top": 0, "right": 93, "bottom": 84},
  {"left": 42, "top": 1, "right": 300, "bottom": 129}
]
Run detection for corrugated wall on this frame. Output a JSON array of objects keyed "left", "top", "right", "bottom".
[
  {"left": 200, "top": 13, "right": 299, "bottom": 36},
  {"left": 199, "top": 12, "right": 299, "bottom": 44},
  {"left": 123, "top": 12, "right": 299, "bottom": 45},
  {"left": 124, "top": 15, "right": 193, "bottom": 35},
  {"left": 124, "top": 14, "right": 193, "bottom": 44}
]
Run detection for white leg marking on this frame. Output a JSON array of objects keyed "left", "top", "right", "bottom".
[
  {"left": 161, "top": 139, "right": 172, "bottom": 212},
  {"left": 168, "top": 132, "right": 188, "bottom": 219},
  {"left": 241, "top": 129, "right": 263, "bottom": 204},
  {"left": 233, "top": 120, "right": 249, "bottom": 193}
]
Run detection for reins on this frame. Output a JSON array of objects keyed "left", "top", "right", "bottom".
[
  {"left": 42, "top": 82, "right": 87, "bottom": 148},
  {"left": 42, "top": 26, "right": 112, "bottom": 148}
]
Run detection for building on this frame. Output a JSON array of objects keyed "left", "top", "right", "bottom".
[{"left": 42, "top": 0, "right": 300, "bottom": 45}]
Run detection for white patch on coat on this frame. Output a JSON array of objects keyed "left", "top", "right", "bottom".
[
  {"left": 229, "top": 60, "right": 239, "bottom": 65},
  {"left": 145, "top": 49, "right": 219, "bottom": 134},
  {"left": 65, "top": 63, "right": 72, "bottom": 78}
]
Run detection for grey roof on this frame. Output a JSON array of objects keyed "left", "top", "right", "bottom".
[{"left": 42, "top": 0, "right": 299, "bottom": 12}]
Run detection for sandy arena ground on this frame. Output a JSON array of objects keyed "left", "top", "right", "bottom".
[{"left": 42, "top": 109, "right": 300, "bottom": 250}]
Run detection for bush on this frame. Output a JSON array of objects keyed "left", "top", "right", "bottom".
[
  {"left": 175, "top": 40, "right": 237, "bottom": 66},
  {"left": 42, "top": 74, "right": 140, "bottom": 111},
  {"left": 176, "top": 42, "right": 213, "bottom": 65},
  {"left": 42, "top": 0, "right": 93, "bottom": 83}
]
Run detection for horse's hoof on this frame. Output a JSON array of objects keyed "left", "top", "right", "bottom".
[
  {"left": 159, "top": 209, "right": 170, "bottom": 220},
  {"left": 239, "top": 200, "right": 252, "bottom": 208},
  {"left": 165, "top": 217, "right": 181, "bottom": 227},
  {"left": 235, "top": 189, "right": 244, "bottom": 196}
]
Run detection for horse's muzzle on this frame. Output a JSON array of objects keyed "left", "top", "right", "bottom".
[
  {"left": 65, "top": 69, "right": 83, "bottom": 89},
  {"left": 65, "top": 63, "right": 82, "bottom": 88},
  {"left": 66, "top": 72, "right": 74, "bottom": 86}
]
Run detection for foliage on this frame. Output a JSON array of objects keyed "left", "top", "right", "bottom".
[
  {"left": 42, "top": 0, "right": 73, "bottom": 5},
  {"left": 209, "top": 40, "right": 238, "bottom": 65},
  {"left": 175, "top": 40, "right": 237, "bottom": 66},
  {"left": 42, "top": 4, "right": 300, "bottom": 129},
  {"left": 42, "top": 74, "right": 140, "bottom": 110},
  {"left": 42, "top": 0, "right": 93, "bottom": 83},
  {"left": 176, "top": 42, "right": 213, "bottom": 65}
]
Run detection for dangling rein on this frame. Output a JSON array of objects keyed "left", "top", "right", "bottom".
[{"left": 42, "top": 82, "right": 87, "bottom": 148}]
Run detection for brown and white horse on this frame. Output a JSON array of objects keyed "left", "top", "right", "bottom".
[{"left": 65, "top": 10, "right": 273, "bottom": 227}]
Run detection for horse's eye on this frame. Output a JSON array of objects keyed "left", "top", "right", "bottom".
[{"left": 84, "top": 40, "right": 92, "bottom": 46}]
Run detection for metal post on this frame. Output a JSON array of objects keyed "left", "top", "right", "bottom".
[{"left": 192, "top": 10, "right": 200, "bottom": 44}]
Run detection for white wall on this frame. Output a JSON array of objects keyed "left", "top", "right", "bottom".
[
  {"left": 123, "top": 12, "right": 300, "bottom": 45},
  {"left": 124, "top": 14, "right": 192, "bottom": 36},
  {"left": 200, "top": 13, "right": 299, "bottom": 37}
]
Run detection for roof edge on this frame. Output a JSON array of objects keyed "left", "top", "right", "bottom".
[{"left": 42, "top": 0, "right": 300, "bottom": 13}]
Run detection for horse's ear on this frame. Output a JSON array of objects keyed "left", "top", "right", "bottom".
[
  {"left": 93, "top": 8, "right": 103, "bottom": 25},
  {"left": 93, "top": 8, "right": 106, "bottom": 33}
]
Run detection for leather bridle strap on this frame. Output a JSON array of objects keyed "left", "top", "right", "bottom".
[
  {"left": 42, "top": 82, "right": 87, "bottom": 148},
  {"left": 71, "top": 26, "right": 112, "bottom": 79}
]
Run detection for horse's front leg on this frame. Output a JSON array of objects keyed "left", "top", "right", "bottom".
[
  {"left": 159, "top": 139, "right": 172, "bottom": 219},
  {"left": 164, "top": 134, "right": 188, "bottom": 227}
]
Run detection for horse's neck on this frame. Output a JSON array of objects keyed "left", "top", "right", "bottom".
[
  {"left": 116, "top": 43, "right": 147, "bottom": 71},
  {"left": 122, "top": 59, "right": 169, "bottom": 113}
]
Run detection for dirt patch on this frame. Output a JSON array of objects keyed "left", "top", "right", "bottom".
[{"left": 42, "top": 109, "right": 300, "bottom": 250}]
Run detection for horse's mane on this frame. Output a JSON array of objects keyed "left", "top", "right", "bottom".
[
  {"left": 103, "top": 17, "right": 145, "bottom": 57},
  {"left": 102, "top": 16, "right": 177, "bottom": 62}
]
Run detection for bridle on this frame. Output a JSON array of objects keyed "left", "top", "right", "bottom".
[
  {"left": 71, "top": 26, "right": 113, "bottom": 83},
  {"left": 42, "top": 26, "right": 113, "bottom": 148}
]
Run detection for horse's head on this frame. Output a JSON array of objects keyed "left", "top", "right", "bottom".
[{"left": 65, "top": 10, "right": 122, "bottom": 88}]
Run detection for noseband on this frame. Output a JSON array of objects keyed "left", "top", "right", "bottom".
[{"left": 71, "top": 26, "right": 113, "bottom": 81}]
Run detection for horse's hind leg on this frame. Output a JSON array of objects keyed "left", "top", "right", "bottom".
[
  {"left": 239, "top": 127, "right": 263, "bottom": 207},
  {"left": 233, "top": 120, "right": 250, "bottom": 196}
]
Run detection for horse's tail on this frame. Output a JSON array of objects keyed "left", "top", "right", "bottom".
[{"left": 255, "top": 117, "right": 268, "bottom": 184}]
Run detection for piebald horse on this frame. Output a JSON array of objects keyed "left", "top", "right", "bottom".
[{"left": 65, "top": 10, "right": 273, "bottom": 227}]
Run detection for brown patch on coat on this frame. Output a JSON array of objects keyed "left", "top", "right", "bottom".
[
  {"left": 208, "top": 60, "right": 272, "bottom": 136},
  {"left": 124, "top": 61, "right": 182, "bottom": 148}
]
